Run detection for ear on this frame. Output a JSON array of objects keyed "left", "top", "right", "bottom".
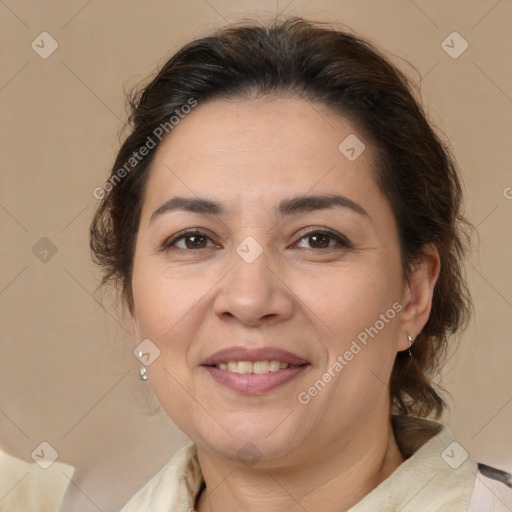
[{"left": 398, "top": 244, "right": 441, "bottom": 351}]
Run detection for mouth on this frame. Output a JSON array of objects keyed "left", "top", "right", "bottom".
[
  {"left": 200, "top": 346, "right": 311, "bottom": 395},
  {"left": 206, "top": 360, "right": 305, "bottom": 374}
]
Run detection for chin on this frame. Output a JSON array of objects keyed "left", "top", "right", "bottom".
[{"left": 194, "top": 419, "right": 310, "bottom": 468}]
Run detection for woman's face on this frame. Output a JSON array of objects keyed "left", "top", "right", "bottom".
[{"left": 131, "top": 97, "right": 426, "bottom": 466}]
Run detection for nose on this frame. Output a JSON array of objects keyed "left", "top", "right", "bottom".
[{"left": 212, "top": 245, "right": 294, "bottom": 327}]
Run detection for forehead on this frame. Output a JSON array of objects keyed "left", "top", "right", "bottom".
[{"left": 141, "top": 97, "right": 382, "bottom": 218}]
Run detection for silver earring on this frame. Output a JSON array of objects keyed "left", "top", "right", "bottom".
[
  {"left": 408, "top": 335, "right": 414, "bottom": 356},
  {"left": 139, "top": 367, "right": 148, "bottom": 381}
]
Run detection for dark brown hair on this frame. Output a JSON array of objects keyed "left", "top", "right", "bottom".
[{"left": 90, "top": 16, "right": 472, "bottom": 418}]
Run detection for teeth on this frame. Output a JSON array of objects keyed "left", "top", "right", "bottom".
[
  {"left": 269, "top": 361, "right": 281, "bottom": 372},
  {"left": 237, "top": 361, "right": 253, "bottom": 374},
  {"left": 253, "top": 361, "right": 269, "bottom": 374},
  {"left": 215, "top": 360, "right": 290, "bottom": 374}
]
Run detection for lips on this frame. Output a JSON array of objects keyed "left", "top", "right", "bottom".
[
  {"left": 201, "top": 346, "right": 309, "bottom": 366},
  {"left": 200, "top": 346, "right": 310, "bottom": 395}
]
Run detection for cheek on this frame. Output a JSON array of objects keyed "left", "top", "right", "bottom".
[
  {"left": 333, "top": 266, "right": 403, "bottom": 380},
  {"left": 303, "top": 266, "right": 402, "bottom": 400},
  {"left": 130, "top": 260, "right": 204, "bottom": 369},
  {"left": 132, "top": 253, "right": 203, "bottom": 329},
  {"left": 130, "top": 263, "right": 204, "bottom": 427},
  {"left": 298, "top": 262, "right": 401, "bottom": 344}
]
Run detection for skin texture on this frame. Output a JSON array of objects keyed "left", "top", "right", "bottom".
[{"left": 130, "top": 97, "right": 440, "bottom": 511}]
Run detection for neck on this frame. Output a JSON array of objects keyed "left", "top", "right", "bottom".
[{"left": 195, "top": 418, "right": 405, "bottom": 512}]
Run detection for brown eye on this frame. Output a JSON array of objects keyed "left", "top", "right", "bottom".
[
  {"left": 295, "top": 229, "right": 351, "bottom": 250},
  {"left": 308, "top": 234, "right": 330, "bottom": 249},
  {"left": 162, "top": 229, "right": 216, "bottom": 251},
  {"left": 183, "top": 233, "right": 208, "bottom": 249}
]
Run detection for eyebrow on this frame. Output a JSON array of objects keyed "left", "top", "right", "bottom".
[{"left": 149, "top": 194, "right": 370, "bottom": 224}]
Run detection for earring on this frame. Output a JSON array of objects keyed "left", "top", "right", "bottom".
[
  {"left": 408, "top": 335, "right": 414, "bottom": 356},
  {"left": 139, "top": 367, "right": 148, "bottom": 381}
]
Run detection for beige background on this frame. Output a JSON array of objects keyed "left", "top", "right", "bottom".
[{"left": 0, "top": 0, "right": 511, "bottom": 510}]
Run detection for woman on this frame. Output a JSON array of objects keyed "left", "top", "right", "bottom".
[{"left": 90, "top": 16, "right": 512, "bottom": 511}]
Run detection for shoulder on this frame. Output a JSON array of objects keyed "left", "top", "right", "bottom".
[
  {"left": 0, "top": 447, "right": 75, "bottom": 511},
  {"left": 468, "top": 463, "right": 512, "bottom": 511},
  {"left": 121, "top": 442, "right": 204, "bottom": 512},
  {"left": 390, "top": 415, "right": 512, "bottom": 510}
]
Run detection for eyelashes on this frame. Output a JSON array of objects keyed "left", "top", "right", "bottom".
[
  {"left": 161, "top": 229, "right": 214, "bottom": 251},
  {"left": 160, "top": 227, "right": 352, "bottom": 253},
  {"left": 294, "top": 228, "right": 352, "bottom": 250}
]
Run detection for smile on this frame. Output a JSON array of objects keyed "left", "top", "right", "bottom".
[
  {"left": 215, "top": 360, "right": 293, "bottom": 374},
  {"left": 200, "top": 346, "right": 310, "bottom": 394},
  {"left": 202, "top": 363, "right": 310, "bottom": 395}
]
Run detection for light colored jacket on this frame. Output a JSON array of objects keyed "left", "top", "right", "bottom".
[
  {"left": 0, "top": 447, "right": 74, "bottom": 512},
  {"left": 121, "top": 416, "right": 512, "bottom": 511}
]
